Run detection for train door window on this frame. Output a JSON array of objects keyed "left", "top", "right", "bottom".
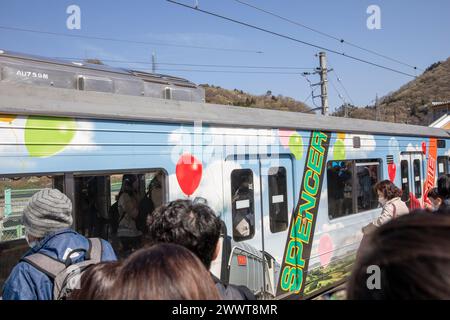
[
  {"left": 73, "top": 169, "right": 166, "bottom": 259},
  {"left": 356, "top": 161, "right": 380, "bottom": 212},
  {"left": 400, "top": 160, "right": 410, "bottom": 203},
  {"left": 268, "top": 167, "right": 288, "bottom": 233},
  {"left": 327, "top": 160, "right": 354, "bottom": 219},
  {"left": 437, "top": 156, "right": 449, "bottom": 175},
  {"left": 413, "top": 159, "right": 422, "bottom": 198},
  {"left": 231, "top": 169, "right": 255, "bottom": 241}
]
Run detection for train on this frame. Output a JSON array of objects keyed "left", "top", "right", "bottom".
[{"left": 0, "top": 50, "right": 449, "bottom": 299}]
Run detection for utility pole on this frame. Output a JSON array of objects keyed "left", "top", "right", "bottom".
[
  {"left": 375, "top": 93, "right": 380, "bottom": 121},
  {"left": 319, "top": 52, "right": 329, "bottom": 116},
  {"left": 152, "top": 52, "right": 156, "bottom": 74}
]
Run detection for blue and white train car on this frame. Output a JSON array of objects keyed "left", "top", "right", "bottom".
[{"left": 0, "top": 53, "right": 449, "bottom": 299}]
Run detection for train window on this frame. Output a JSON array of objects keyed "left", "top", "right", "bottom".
[
  {"left": 0, "top": 175, "right": 64, "bottom": 243},
  {"left": 437, "top": 156, "right": 449, "bottom": 175},
  {"left": 356, "top": 162, "right": 380, "bottom": 212},
  {"left": 400, "top": 160, "right": 410, "bottom": 203},
  {"left": 73, "top": 169, "right": 166, "bottom": 259},
  {"left": 327, "top": 159, "right": 381, "bottom": 219},
  {"left": 268, "top": 167, "right": 288, "bottom": 233},
  {"left": 231, "top": 169, "right": 255, "bottom": 241},
  {"left": 413, "top": 159, "right": 422, "bottom": 198},
  {"left": 327, "top": 160, "right": 354, "bottom": 219}
]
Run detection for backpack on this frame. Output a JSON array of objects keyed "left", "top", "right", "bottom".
[{"left": 21, "top": 238, "right": 103, "bottom": 300}]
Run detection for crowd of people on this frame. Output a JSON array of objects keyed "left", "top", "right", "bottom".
[
  {"left": 1, "top": 188, "right": 254, "bottom": 300},
  {"left": 1, "top": 173, "right": 450, "bottom": 300}
]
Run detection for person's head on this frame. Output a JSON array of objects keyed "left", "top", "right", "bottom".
[
  {"left": 70, "top": 261, "right": 121, "bottom": 300},
  {"left": 437, "top": 174, "right": 450, "bottom": 200},
  {"left": 121, "top": 174, "right": 138, "bottom": 195},
  {"left": 427, "top": 187, "right": 443, "bottom": 209},
  {"left": 148, "top": 199, "right": 221, "bottom": 269},
  {"left": 374, "top": 180, "right": 402, "bottom": 205},
  {"left": 23, "top": 188, "right": 73, "bottom": 246},
  {"left": 347, "top": 209, "right": 450, "bottom": 299},
  {"left": 112, "top": 243, "right": 221, "bottom": 300}
]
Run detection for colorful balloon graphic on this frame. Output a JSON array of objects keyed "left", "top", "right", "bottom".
[
  {"left": 421, "top": 142, "right": 427, "bottom": 155},
  {"left": 25, "top": 116, "right": 76, "bottom": 157},
  {"left": 318, "top": 234, "right": 334, "bottom": 267},
  {"left": 388, "top": 163, "right": 397, "bottom": 183},
  {"left": 176, "top": 153, "right": 203, "bottom": 196},
  {"left": 0, "top": 114, "right": 16, "bottom": 123},
  {"left": 278, "top": 129, "right": 295, "bottom": 148},
  {"left": 333, "top": 139, "right": 346, "bottom": 160},
  {"left": 288, "top": 133, "right": 304, "bottom": 160}
]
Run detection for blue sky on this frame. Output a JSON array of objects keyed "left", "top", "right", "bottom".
[{"left": 0, "top": 0, "right": 449, "bottom": 111}]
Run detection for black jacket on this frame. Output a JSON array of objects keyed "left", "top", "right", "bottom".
[{"left": 211, "top": 274, "right": 256, "bottom": 300}]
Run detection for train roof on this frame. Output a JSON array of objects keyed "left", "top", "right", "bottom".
[
  {"left": 0, "top": 49, "right": 199, "bottom": 88},
  {"left": 0, "top": 82, "right": 448, "bottom": 139}
]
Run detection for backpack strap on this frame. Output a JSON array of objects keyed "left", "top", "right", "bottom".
[
  {"left": 392, "top": 203, "right": 397, "bottom": 219},
  {"left": 87, "top": 238, "right": 103, "bottom": 263},
  {"left": 21, "top": 253, "right": 66, "bottom": 280}
]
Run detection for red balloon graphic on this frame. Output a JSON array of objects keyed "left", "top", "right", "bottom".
[
  {"left": 176, "top": 153, "right": 203, "bottom": 196},
  {"left": 388, "top": 163, "right": 396, "bottom": 183},
  {"left": 421, "top": 142, "right": 427, "bottom": 155}
]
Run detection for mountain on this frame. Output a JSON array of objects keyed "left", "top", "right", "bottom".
[
  {"left": 333, "top": 56, "right": 450, "bottom": 125},
  {"left": 201, "top": 84, "right": 311, "bottom": 113}
]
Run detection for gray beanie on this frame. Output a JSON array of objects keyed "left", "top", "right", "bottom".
[{"left": 23, "top": 188, "right": 73, "bottom": 238}]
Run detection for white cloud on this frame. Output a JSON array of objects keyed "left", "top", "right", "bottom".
[
  {"left": 406, "top": 143, "right": 421, "bottom": 152},
  {"left": 64, "top": 120, "right": 100, "bottom": 152}
]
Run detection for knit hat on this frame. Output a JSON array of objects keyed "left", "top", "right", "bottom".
[{"left": 23, "top": 188, "right": 73, "bottom": 238}]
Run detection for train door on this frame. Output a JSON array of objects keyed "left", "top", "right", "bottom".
[
  {"left": 224, "top": 155, "right": 295, "bottom": 298},
  {"left": 260, "top": 156, "right": 295, "bottom": 297},
  {"left": 224, "top": 155, "right": 265, "bottom": 296},
  {"left": 400, "top": 152, "right": 425, "bottom": 209}
]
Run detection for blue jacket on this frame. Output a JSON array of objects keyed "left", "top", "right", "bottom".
[{"left": 1, "top": 228, "right": 117, "bottom": 300}]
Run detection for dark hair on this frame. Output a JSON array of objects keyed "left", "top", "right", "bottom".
[
  {"left": 427, "top": 187, "right": 441, "bottom": 200},
  {"left": 148, "top": 199, "right": 221, "bottom": 269},
  {"left": 70, "top": 261, "right": 121, "bottom": 300},
  {"left": 374, "top": 180, "right": 402, "bottom": 200},
  {"left": 347, "top": 209, "right": 450, "bottom": 299},
  {"left": 112, "top": 243, "right": 221, "bottom": 300},
  {"left": 438, "top": 174, "right": 450, "bottom": 199}
]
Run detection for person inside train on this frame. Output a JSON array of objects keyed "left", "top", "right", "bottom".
[
  {"left": 426, "top": 187, "right": 443, "bottom": 211},
  {"left": 437, "top": 174, "right": 450, "bottom": 209},
  {"left": 2, "top": 188, "right": 117, "bottom": 300},
  {"left": 347, "top": 209, "right": 450, "bottom": 299},
  {"left": 117, "top": 174, "right": 142, "bottom": 256},
  {"left": 149, "top": 170, "right": 164, "bottom": 210},
  {"left": 361, "top": 180, "right": 409, "bottom": 234},
  {"left": 138, "top": 176, "right": 160, "bottom": 233},
  {"left": 147, "top": 199, "right": 255, "bottom": 300},
  {"left": 111, "top": 243, "right": 221, "bottom": 300},
  {"left": 70, "top": 261, "right": 121, "bottom": 300}
]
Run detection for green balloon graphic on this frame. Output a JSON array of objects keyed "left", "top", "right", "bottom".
[
  {"left": 289, "top": 133, "right": 303, "bottom": 160},
  {"left": 25, "top": 116, "right": 76, "bottom": 157},
  {"left": 333, "top": 139, "right": 346, "bottom": 160}
]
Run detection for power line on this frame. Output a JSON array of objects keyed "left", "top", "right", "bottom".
[
  {"left": 0, "top": 25, "right": 263, "bottom": 54},
  {"left": 55, "top": 57, "right": 316, "bottom": 70},
  {"left": 167, "top": 0, "right": 417, "bottom": 78},
  {"left": 143, "top": 68, "right": 308, "bottom": 74},
  {"left": 329, "top": 67, "right": 355, "bottom": 106},
  {"left": 232, "top": 0, "right": 422, "bottom": 71},
  {"left": 328, "top": 76, "right": 349, "bottom": 115}
]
